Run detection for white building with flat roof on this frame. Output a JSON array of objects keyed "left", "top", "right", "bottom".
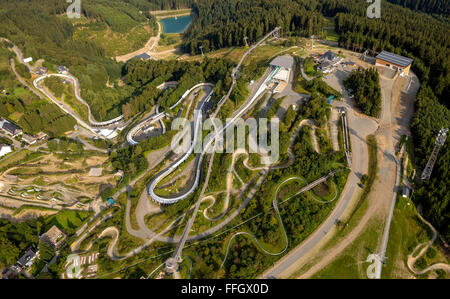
[
  {"left": 269, "top": 55, "right": 295, "bottom": 93},
  {"left": 0, "top": 144, "right": 12, "bottom": 157}
]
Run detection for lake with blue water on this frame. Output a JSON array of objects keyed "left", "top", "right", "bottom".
[{"left": 160, "top": 15, "right": 192, "bottom": 34}]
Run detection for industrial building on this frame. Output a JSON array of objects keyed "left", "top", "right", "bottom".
[
  {"left": 375, "top": 51, "right": 413, "bottom": 76},
  {"left": 269, "top": 55, "right": 294, "bottom": 93}
]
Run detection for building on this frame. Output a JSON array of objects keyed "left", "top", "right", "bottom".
[
  {"left": 17, "top": 249, "right": 38, "bottom": 268},
  {"left": 35, "top": 132, "right": 48, "bottom": 141},
  {"left": 375, "top": 51, "right": 413, "bottom": 76},
  {"left": 269, "top": 55, "right": 295, "bottom": 93},
  {"left": 34, "top": 67, "right": 48, "bottom": 76},
  {"left": 22, "top": 132, "right": 47, "bottom": 145},
  {"left": 0, "top": 144, "right": 12, "bottom": 157},
  {"left": 317, "top": 50, "right": 342, "bottom": 73},
  {"left": 40, "top": 225, "right": 66, "bottom": 249},
  {"left": 1, "top": 120, "right": 22, "bottom": 137},
  {"left": 345, "top": 61, "right": 356, "bottom": 68},
  {"left": 22, "top": 134, "right": 37, "bottom": 145},
  {"left": 135, "top": 53, "right": 151, "bottom": 60},
  {"left": 56, "top": 65, "right": 68, "bottom": 74},
  {"left": 321, "top": 50, "right": 338, "bottom": 61}
]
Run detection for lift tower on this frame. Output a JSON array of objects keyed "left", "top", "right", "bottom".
[{"left": 420, "top": 128, "right": 448, "bottom": 180}]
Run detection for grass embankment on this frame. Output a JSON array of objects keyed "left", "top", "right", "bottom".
[
  {"left": 311, "top": 216, "right": 382, "bottom": 278},
  {"left": 151, "top": 9, "right": 192, "bottom": 18}
]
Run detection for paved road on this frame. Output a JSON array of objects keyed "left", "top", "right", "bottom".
[{"left": 260, "top": 74, "right": 379, "bottom": 279}]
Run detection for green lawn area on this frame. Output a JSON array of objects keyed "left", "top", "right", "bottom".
[
  {"left": 45, "top": 210, "right": 92, "bottom": 235},
  {"left": 63, "top": 92, "right": 89, "bottom": 123},
  {"left": 382, "top": 195, "right": 449, "bottom": 279},
  {"left": 13, "top": 86, "right": 29, "bottom": 96},
  {"left": 311, "top": 217, "right": 383, "bottom": 279},
  {"left": 13, "top": 205, "right": 58, "bottom": 216},
  {"left": 194, "top": 43, "right": 297, "bottom": 66},
  {"left": 157, "top": 33, "right": 182, "bottom": 51},
  {"left": 325, "top": 29, "right": 340, "bottom": 42}
]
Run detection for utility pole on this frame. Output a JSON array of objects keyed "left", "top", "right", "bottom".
[
  {"left": 199, "top": 45, "right": 204, "bottom": 57},
  {"left": 421, "top": 128, "right": 448, "bottom": 180},
  {"left": 244, "top": 36, "right": 249, "bottom": 48},
  {"left": 310, "top": 35, "right": 316, "bottom": 49}
]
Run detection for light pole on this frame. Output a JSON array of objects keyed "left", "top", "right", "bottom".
[
  {"left": 244, "top": 36, "right": 249, "bottom": 48},
  {"left": 310, "top": 35, "right": 316, "bottom": 49}
]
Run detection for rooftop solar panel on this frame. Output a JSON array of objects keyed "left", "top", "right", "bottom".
[{"left": 376, "top": 51, "right": 413, "bottom": 67}]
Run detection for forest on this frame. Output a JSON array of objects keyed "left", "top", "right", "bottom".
[
  {"left": 410, "top": 86, "right": 450, "bottom": 241},
  {"left": 385, "top": 0, "right": 449, "bottom": 15},
  {"left": 343, "top": 67, "right": 381, "bottom": 117},
  {"left": 122, "top": 57, "right": 234, "bottom": 116},
  {"left": 182, "top": 0, "right": 324, "bottom": 54}
]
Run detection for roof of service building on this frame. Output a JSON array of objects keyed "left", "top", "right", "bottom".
[
  {"left": 270, "top": 55, "right": 294, "bottom": 69},
  {"left": 376, "top": 51, "right": 413, "bottom": 67}
]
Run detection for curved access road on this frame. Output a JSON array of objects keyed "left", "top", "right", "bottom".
[{"left": 260, "top": 90, "right": 379, "bottom": 279}]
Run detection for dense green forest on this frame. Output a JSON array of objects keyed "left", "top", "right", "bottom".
[
  {"left": 122, "top": 57, "right": 234, "bottom": 116},
  {"left": 182, "top": 0, "right": 324, "bottom": 54},
  {"left": 343, "top": 67, "right": 382, "bottom": 117},
  {"left": 410, "top": 86, "right": 450, "bottom": 240},
  {"left": 385, "top": 0, "right": 449, "bottom": 15}
]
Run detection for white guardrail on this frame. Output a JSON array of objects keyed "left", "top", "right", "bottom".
[
  {"left": 127, "top": 83, "right": 215, "bottom": 146},
  {"left": 148, "top": 70, "right": 274, "bottom": 205},
  {"left": 33, "top": 74, "right": 124, "bottom": 127}
]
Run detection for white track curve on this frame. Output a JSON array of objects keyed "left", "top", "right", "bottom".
[
  {"left": 147, "top": 69, "right": 275, "bottom": 205},
  {"left": 33, "top": 74, "right": 124, "bottom": 127}
]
